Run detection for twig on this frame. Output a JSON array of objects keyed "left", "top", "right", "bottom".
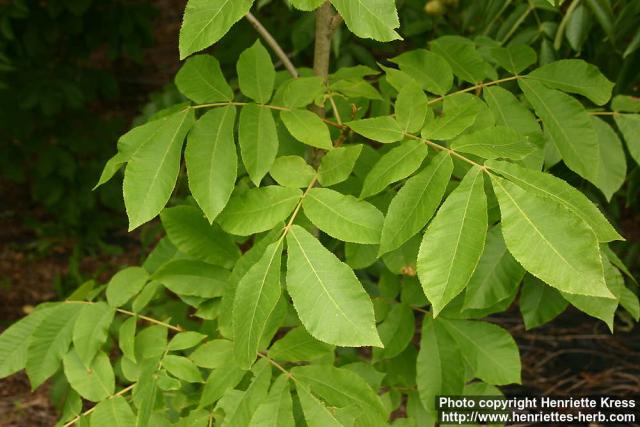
[
  {"left": 245, "top": 12, "right": 298, "bottom": 78},
  {"left": 427, "top": 75, "right": 520, "bottom": 105},
  {"left": 62, "top": 384, "right": 135, "bottom": 427}
]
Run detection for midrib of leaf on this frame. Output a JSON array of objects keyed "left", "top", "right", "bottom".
[
  {"left": 306, "top": 194, "right": 379, "bottom": 234},
  {"left": 185, "top": 0, "right": 233, "bottom": 52},
  {"left": 194, "top": 64, "right": 229, "bottom": 101},
  {"left": 206, "top": 107, "right": 232, "bottom": 202},
  {"left": 288, "top": 230, "right": 364, "bottom": 336},
  {"left": 231, "top": 194, "right": 301, "bottom": 216},
  {"left": 525, "top": 75, "right": 600, "bottom": 93},
  {"left": 444, "top": 321, "right": 501, "bottom": 370}
]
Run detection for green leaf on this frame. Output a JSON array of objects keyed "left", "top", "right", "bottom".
[
  {"left": 237, "top": 40, "right": 276, "bottom": 103},
  {"left": 584, "top": 0, "right": 615, "bottom": 49},
  {"left": 280, "top": 109, "right": 333, "bottom": 150},
  {"left": 590, "top": 116, "right": 626, "bottom": 201},
  {"left": 318, "top": 144, "right": 362, "bottom": 186},
  {"left": 430, "top": 36, "right": 493, "bottom": 83},
  {"left": 347, "top": 116, "right": 404, "bottom": 144},
  {"left": 483, "top": 86, "right": 540, "bottom": 136},
  {"left": 303, "top": 188, "right": 384, "bottom": 244},
  {"left": 525, "top": 59, "right": 614, "bottom": 106},
  {"left": 614, "top": 114, "right": 640, "bottom": 165},
  {"left": 296, "top": 385, "right": 344, "bottom": 427},
  {"left": 93, "top": 152, "right": 125, "bottom": 190},
  {"left": 124, "top": 109, "right": 195, "bottom": 230},
  {"left": 485, "top": 159, "right": 622, "bottom": 242},
  {"left": 90, "top": 396, "right": 136, "bottom": 427},
  {"left": 0, "top": 306, "right": 56, "bottom": 379},
  {"left": 190, "top": 339, "right": 233, "bottom": 369},
  {"left": 291, "top": 365, "right": 387, "bottom": 422},
  {"left": 26, "top": 304, "right": 83, "bottom": 388},
  {"left": 161, "top": 205, "right": 240, "bottom": 268},
  {"left": 153, "top": 259, "right": 229, "bottom": 298},
  {"left": 106, "top": 267, "right": 149, "bottom": 308},
  {"left": 286, "top": 225, "right": 382, "bottom": 347},
  {"left": 490, "top": 175, "right": 612, "bottom": 298},
  {"left": 118, "top": 316, "right": 137, "bottom": 362},
  {"left": 379, "top": 151, "right": 453, "bottom": 255},
  {"left": 331, "top": 78, "right": 382, "bottom": 100},
  {"left": 222, "top": 359, "right": 272, "bottom": 426},
  {"left": 360, "top": 140, "right": 428, "bottom": 199},
  {"left": 330, "top": 0, "right": 401, "bottom": 42},
  {"left": 233, "top": 241, "right": 283, "bottom": 368},
  {"left": 185, "top": 106, "right": 237, "bottom": 223},
  {"left": 72, "top": 302, "right": 115, "bottom": 366},
  {"left": 417, "top": 167, "right": 488, "bottom": 316},
  {"left": 168, "top": 332, "right": 207, "bottom": 351},
  {"left": 373, "top": 304, "right": 414, "bottom": 359},
  {"left": 199, "top": 361, "right": 246, "bottom": 408},
  {"left": 133, "top": 358, "right": 160, "bottom": 427},
  {"left": 249, "top": 375, "right": 294, "bottom": 427},
  {"left": 63, "top": 350, "right": 115, "bottom": 402},
  {"left": 268, "top": 327, "right": 334, "bottom": 362},
  {"left": 395, "top": 82, "right": 429, "bottom": 133},
  {"left": 463, "top": 225, "right": 524, "bottom": 310},
  {"left": 451, "top": 126, "right": 537, "bottom": 160},
  {"left": 175, "top": 55, "right": 233, "bottom": 103},
  {"left": 163, "top": 355, "right": 203, "bottom": 383},
  {"left": 490, "top": 44, "right": 537, "bottom": 74},
  {"left": 218, "top": 186, "right": 302, "bottom": 235},
  {"left": 277, "top": 77, "right": 324, "bottom": 108},
  {"left": 416, "top": 317, "right": 464, "bottom": 414},
  {"left": 441, "top": 318, "right": 521, "bottom": 385},
  {"left": 239, "top": 105, "right": 279, "bottom": 185},
  {"left": 290, "top": 0, "right": 324, "bottom": 11},
  {"left": 519, "top": 275, "right": 568, "bottom": 330},
  {"left": 611, "top": 95, "right": 640, "bottom": 113},
  {"left": 421, "top": 94, "right": 479, "bottom": 140},
  {"left": 390, "top": 50, "right": 453, "bottom": 96},
  {"left": 179, "top": 0, "right": 254, "bottom": 59},
  {"left": 519, "top": 79, "right": 599, "bottom": 185},
  {"left": 270, "top": 156, "right": 316, "bottom": 188}
]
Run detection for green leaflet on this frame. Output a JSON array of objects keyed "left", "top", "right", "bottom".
[
  {"left": 163, "top": 355, "right": 203, "bottom": 383},
  {"left": 190, "top": 339, "right": 233, "bottom": 369},
  {"left": 318, "top": 144, "right": 362, "bottom": 186},
  {"left": 611, "top": 95, "right": 640, "bottom": 113},
  {"left": 63, "top": 350, "right": 115, "bottom": 402},
  {"left": 430, "top": 36, "right": 494, "bottom": 84},
  {"left": 123, "top": 108, "right": 195, "bottom": 230},
  {"left": 239, "top": 105, "right": 279, "bottom": 186},
  {"left": 178, "top": 0, "right": 254, "bottom": 59},
  {"left": 486, "top": 159, "right": 622, "bottom": 242},
  {"left": 331, "top": 78, "right": 382, "bottom": 100},
  {"left": 614, "top": 113, "right": 640, "bottom": 165},
  {"left": 249, "top": 375, "right": 295, "bottom": 427},
  {"left": 302, "top": 188, "right": 384, "bottom": 244},
  {"left": 168, "top": 332, "right": 207, "bottom": 351},
  {"left": 590, "top": 116, "right": 626, "bottom": 201},
  {"left": 93, "top": 151, "right": 125, "bottom": 190},
  {"left": 286, "top": 225, "right": 382, "bottom": 347},
  {"left": 218, "top": 186, "right": 302, "bottom": 236},
  {"left": 72, "top": 302, "right": 115, "bottom": 366},
  {"left": 106, "top": 267, "right": 149, "bottom": 308},
  {"left": 379, "top": 151, "right": 453, "bottom": 255},
  {"left": 463, "top": 225, "right": 525, "bottom": 310},
  {"left": 483, "top": 86, "right": 540, "bottom": 136},
  {"left": 199, "top": 361, "right": 246, "bottom": 408},
  {"left": 519, "top": 79, "right": 599, "bottom": 185},
  {"left": 268, "top": 327, "right": 334, "bottom": 362},
  {"left": 417, "top": 317, "right": 464, "bottom": 414},
  {"left": 269, "top": 156, "right": 316, "bottom": 188},
  {"left": 237, "top": 40, "right": 276, "bottom": 104},
  {"left": 490, "top": 44, "right": 537, "bottom": 74},
  {"left": 280, "top": 109, "right": 333, "bottom": 150},
  {"left": 441, "top": 318, "right": 521, "bottom": 385},
  {"left": 490, "top": 175, "right": 612, "bottom": 298},
  {"left": 330, "top": 0, "right": 401, "bottom": 42},
  {"left": 525, "top": 59, "right": 614, "bottom": 105},
  {"left": 90, "top": 396, "right": 136, "bottom": 427},
  {"left": 347, "top": 116, "right": 404, "bottom": 144},
  {"left": 296, "top": 385, "right": 344, "bottom": 427},
  {"left": 276, "top": 77, "right": 324, "bottom": 108},
  {"left": 161, "top": 205, "right": 240, "bottom": 268},
  {"left": 289, "top": 0, "right": 324, "bottom": 11},
  {"left": 118, "top": 316, "right": 137, "bottom": 362},
  {"left": 450, "top": 126, "right": 537, "bottom": 160},
  {"left": 417, "top": 167, "right": 488, "bottom": 316},
  {"left": 291, "top": 365, "right": 387, "bottom": 423},
  {"left": 185, "top": 106, "right": 237, "bottom": 223},
  {"left": 152, "top": 259, "right": 228, "bottom": 298},
  {"left": 421, "top": 94, "right": 480, "bottom": 140},
  {"left": 519, "top": 276, "right": 569, "bottom": 330},
  {"left": 360, "top": 140, "right": 428, "bottom": 199},
  {"left": 233, "top": 241, "right": 283, "bottom": 369},
  {"left": 373, "top": 304, "right": 415, "bottom": 359},
  {"left": 26, "top": 303, "right": 83, "bottom": 388},
  {"left": 390, "top": 50, "right": 453, "bottom": 96},
  {"left": 175, "top": 55, "right": 233, "bottom": 103},
  {"left": 395, "top": 82, "right": 429, "bottom": 133},
  {"left": 222, "top": 359, "right": 272, "bottom": 426}
]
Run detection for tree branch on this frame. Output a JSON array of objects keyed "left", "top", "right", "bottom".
[{"left": 245, "top": 12, "right": 298, "bottom": 78}]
